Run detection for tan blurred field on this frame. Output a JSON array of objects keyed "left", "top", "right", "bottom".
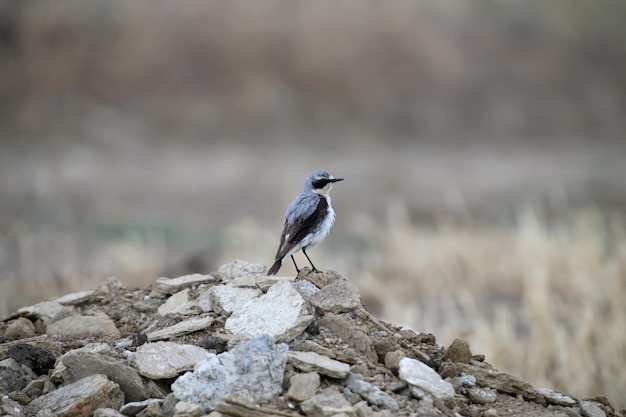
[{"left": 1, "top": 0, "right": 625, "bottom": 410}]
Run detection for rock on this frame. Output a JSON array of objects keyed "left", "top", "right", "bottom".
[
  {"left": 398, "top": 357, "right": 455, "bottom": 400},
  {"left": 467, "top": 387, "right": 498, "bottom": 404},
  {"left": 444, "top": 339, "right": 472, "bottom": 364},
  {"left": 46, "top": 312, "right": 120, "bottom": 338},
  {"left": 54, "top": 290, "right": 99, "bottom": 306},
  {"left": 209, "top": 285, "right": 262, "bottom": 315},
  {"left": 171, "top": 335, "right": 288, "bottom": 412},
  {"left": 94, "top": 409, "right": 127, "bottom": 417},
  {"left": 317, "top": 314, "right": 377, "bottom": 363},
  {"left": 119, "top": 399, "right": 163, "bottom": 416},
  {"left": 344, "top": 373, "right": 399, "bottom": 411},
  {"left": 14, "top": 301, "right": 73, "bottom": 324},
  {"left": 146, "top": 316, "right": 214, "bottom": 342},
  {"left": 384, "top": 350, "right": 405, "bottom": 373},
  {"left": 286, "top": 372, "right": 321, "bottom": 402},
  {"left": 258, "top": 277, "right": 296, "bottom": 293},
  {"left": 224, "top": 281, "right": 314, "bottom": 343},
  {"left": 307, "top": 280, "right": 361, "bottom": 313},
  {"left": 4, "top": 318, "right": 36, "bottom": 340},
  {"left": 233, "top": 275, "right": 258, "bottom": 288},
  {"left": 7, "top": 344, "right": 56, "bottom": 375},
  {"left": 300, "top": 391, "right": 356, "bottom": 417},
  {"left": 536, "top": 388, "right": 577, "bottom": 406},
  {"left": 136, "top": 400, "right": 162, "bottom": 417},
  {"left": 174, "top": 401, "right": 202, "bottom": 417},
  {"left": 133, "top": 342, "right": 210, "bottom": 379},
  {"left": 217, "top": 260, "right": 266, "bottom": 280},
  {"left": 456, "top": 362, "right": 537, "bottom": 400},
  {"left": 151, "top": 274, "right": 217, "bottom": 297},
  {"left": 62, "top": 350, "right": 149, "bottom": 402},
  {"left": 579, "top": 400, "right": 607, "bottom": 417},
  {"left": 215, "top": 397, "right": 301, "bottom": 417},
  {"left": 292, "top": 280, "right": 321, "bottom": 300},
  {"left": 158, "top": 289, "right": 201, "bottom": 316},
  {"left": 0, "top": 364, "right": 28, "bottom": 393},
  {"left": 287, "top": 351, "right": 350, "bottom": 379},
  {"left": 23, "top": 374, "right": 124, "bottom": 417}
]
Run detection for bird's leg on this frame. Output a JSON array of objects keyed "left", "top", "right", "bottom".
[
  {"left": 290, "top": 255, "right": 301, "bottom": 274},
  {"left": 302, "top": 248, "right": 320, "bottom": 273}
]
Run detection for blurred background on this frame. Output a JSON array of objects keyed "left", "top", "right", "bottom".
[{"left": 1, "top": 0, "right": 625, "bottom": 408}]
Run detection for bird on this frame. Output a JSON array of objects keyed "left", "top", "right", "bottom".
[{"left": 267, "top": 170, "right": 344, "bottom": 275}]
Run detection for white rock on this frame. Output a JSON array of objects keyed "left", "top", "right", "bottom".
[
  {"left": 209, "top": 285, "right": 261, "bottom": 315},
  {"left": 225, "top": 281, "right": 314, "bottom": 343},
  {"left": 151, "top": 274, "right": 217, "bottom": 297},
  {"left": 288, "top": 351, "right": 350, "bottom": 379},
  {"left": 398, "top": 357, "right": 455, "bottom": 400},
  {"left": 46, "top": 312, "right": 120, "bottom": 338},
  {"left": 171, "top": 335, "right": 288, "bottom": 412},
  {"left": 158, "top": 289, "right": 202, "bottom": 316},
  {"left": 579, "top": 400, "right": 607, "bottom": 417},
  {"left": 54, "top": 290, "right": 98, "bottom": 305},
  {"left": 133, "top": 342, "right": 210, "bottom": 379},
  {"left": 536, "top": 388, "right": 577, "bottom": 406},
  {"left": 218, "top": 259, "right": 266, "bottom": 280},
  {"left": 15, "top": 301, "right": 73, "bottom": 323}
]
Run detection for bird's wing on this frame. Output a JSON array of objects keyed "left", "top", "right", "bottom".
[{"left": 274, "top": 196, "right": 328, "bottom": 262}]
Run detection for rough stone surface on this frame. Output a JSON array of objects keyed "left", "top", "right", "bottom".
[
  {"left": 225, "top": 281, "right": 314, "bottom": 343},
  {"left": 300, "top": 391, "right": 356, "bottom": 417},
  {"left": 217, "top": 259, "right": 266, "bottom": 280},
  {"left": 209, "top": 285, "right": 261, "bottom": 315},
  {"left": 4, "top": 318, "right": 36, "bottom": 340},
  {"left": 398, "top": 357, "right": 455, "bottom": 400},
  {"left": 7, "top": 344, "right": 57, "bottom": 375},
  {"left": 133, "top": 341, "right": 210, "bottom": 379},
  {"left": 46, "top": 313, "right": 121, "bottom": 338},
  {"left": 579, "top": 400, "right": 607, "bottom": 417},
  {"left": 171, "top": 335, "right": 288, "bottom": 412},
  {"left": 24, "top": 374, "right": 124, "bottom": 417},
  {"left": 536, "top": 388, "right": 578, "bottom": 406},
  {"left": 307, "top": 280, "right": 361, "bottom": 313},
  {"left": 456, "top": 362, "right": 537, "bottom": 400},
  {"left": 54, "top": 290, "right": 99, "bottom": 306},
  {"left": 158, "top": 289, "right": 201, "bottom": 316},
  {"left": 317, "top": 314, "right": 377, "bottom": 362},
  {"left": 288, "top": 351, "right": 350, "bottom": 379},
  {"left": 146, "top": 316, "right": 214, "bottom": 341},
  {"left": 467, "top": 386, "right": 498, "bottom": 404},
  {"left": 383, "top": 350, "right": 405, "bottom": 373},
  {"left": 14, "top": 301, "right": 73, "bottom": 323},
  {"left": 444, "top": 338, "right": 473, "bottom": 364},
  {"left": 119, "top": 399, "right": 163, "bottom": 416},
  {"left": 62, "top": 350, "right": 148, "bottom": 402},
  {"left": 0, "top": 364, "right": 28, "bottom": 393},
  {"left": 287, "top": 372, "right": 321, "bottom": 402},
  {"left": 151, "top": 274, "right": 217, "bottom": 297},
  {"left": 174, "top": 401, "right": 203, "bottom": 417},
  {"left": 93, "top": 408, "right": 126, "bottom": 417},
  {"left": 344, "top": 373, "right": 399, "bottom": 411}
]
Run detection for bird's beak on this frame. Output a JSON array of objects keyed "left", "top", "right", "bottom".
[{"left": 331, "top": 178, "right": 344, "bottom": 183}]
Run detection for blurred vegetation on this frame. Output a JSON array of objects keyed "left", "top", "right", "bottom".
[{"left": 0, "top": 0, "right": 625, "bottom": 410}]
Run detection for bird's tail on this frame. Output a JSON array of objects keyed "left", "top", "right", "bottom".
[{"left": 267, "top": 259, "right": 282, "bottom": 275}]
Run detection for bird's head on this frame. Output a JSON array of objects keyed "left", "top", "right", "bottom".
[{"left": 306, "top": 170, "right": 344, "bottom": 196}]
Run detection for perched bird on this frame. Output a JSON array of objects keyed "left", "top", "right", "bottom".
[{"left": 267, "top": 170, "right": 344, "bottom": 275}]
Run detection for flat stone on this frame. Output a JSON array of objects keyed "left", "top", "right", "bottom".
[
  {"left": 62, "top": 351, "right": 148, "bottom": 402},
  {"left": 579, "top": 400, "right": 607, "bottom": 417},
  {"left": 536, "top": 388, "right": 577, "bottom": 406},
  {"left": 307, "top": 280, "right": 361, "bottom": 313},
  {"left": 257, "top": 277, "right": 296, "bottom": 292},
  {"left": 119, "top": 399, "right": 163, "bottom": 416},
  {"left": 444, "top": 339, "right": 472, "bottom": 364},
  {"left": 456, "top": 362, "right": 536, "bottom": 400},
  {"left": 300, "top": 391, "right": 356, "bottom": 417},
  {"left": 287, "top": 372, "right": 321, "bottom": 402},
  {"left": 46, "top": 313, "right": 120, "bottom": 338},
  {"left": 217, "top": 260, "right": 266, "bottom": 280},
  {"left": 133, "top": 342, "right": 210, "bottom": 379},
  {"left": 232, "top": 275, "right": 258, "bottom": 288},
  {"left": 158, "top": 289, "right": 202, "bottom": 316},
  {"left": 151, "top": 274, "right": 217, "bottom": 297},
  {"left": 344, "top": 373, "right": 399, "bottom": 411},
  {"left": 146, "top": 316, "right": 214, "bottom": 341},
  {"left": 172, "top": 335, "right": 288, "bottom": 412},
  {"left": 94, "top": 409, "right": 127, "bottom": 417},
  {"left": 4, "top": 318, "right": 36, "bottom": 341},
  {"left": 288, "top": 351, "right": 350, "bottom": 379},
  {"left": 398, "top": 357, "right": 455, "bottom": 400},
  {"left": 225, "top": 281, "right": 314, "bottom": 343},
  {"left": 24, "top": 374, "right": 124, "bottom": 417},
  {"left": 209, "top": 285, "right": 261, "bottom": 315},
  {"left": 14, "top": 301, "right": 73, "bottom": 324},
  {"left": 174, "top": 401, "right": 203, "bottom": 417},
  {"left": 54, "top": 290, "right": 98, "bottom": 306}
]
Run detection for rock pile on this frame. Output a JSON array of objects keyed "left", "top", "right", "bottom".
[{"left": 0, "top": 260, "right": 621, "bottom": 417}]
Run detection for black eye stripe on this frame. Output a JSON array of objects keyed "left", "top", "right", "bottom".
[{"left": 312, "top": 179, "right": 331, "bottom": 189}]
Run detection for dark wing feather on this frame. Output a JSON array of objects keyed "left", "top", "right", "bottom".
[{"left": 273, "top": 196, "right": 328, "bottom": 262}]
